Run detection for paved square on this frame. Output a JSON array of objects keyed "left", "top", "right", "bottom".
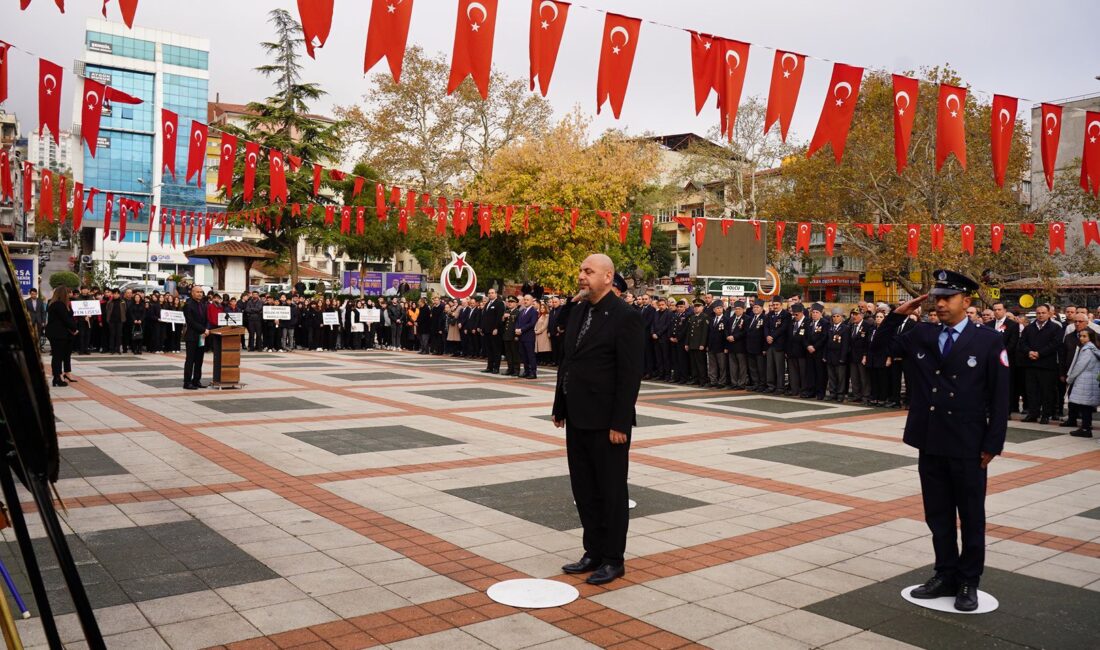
[
  {"left": 411, "top": 387, "right": 527, "bottom": 402},
  {"left": 323, "top": 371, "right": 411, "bottom": 382},
  {"left": 196, "top": 396, "right": 329, "bottom": 414},
  {"left": 102, "top": 364, "right": 180, "bottom": 373},
  {"left": 731, "top": 441, "right": 916, "bottom": 477},
  {"left": 285, "top": 425, "right": 461, "bottom": 455},
  {"left": 58, "top": 446, "right": 128, "bottom": 479}
]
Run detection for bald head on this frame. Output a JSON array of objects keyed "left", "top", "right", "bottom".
[{"left": 578, "top": 254, "right": 615, "bottom": 304}]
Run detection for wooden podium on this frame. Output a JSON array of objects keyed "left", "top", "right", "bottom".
[{"left": 210, "top": 326, "right": 247, "bottom": 389}]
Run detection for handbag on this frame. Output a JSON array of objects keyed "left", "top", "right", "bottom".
[{"left": 132, "top": 321, "right": 144, "bottom": 345}]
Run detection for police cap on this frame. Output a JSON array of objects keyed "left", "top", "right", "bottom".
[
  {"left": 612, "top": 272, "right": 628, "bottom": 293},
  {"left": 929, "top": 269, "right": 979, "bottom": 296},
  {"left": 692, "top": 299, "right": 704, "bottom": 307}
]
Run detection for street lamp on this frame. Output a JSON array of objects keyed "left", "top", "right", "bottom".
[{"left": 136, "top": 178, "right": 161, "bottom": 285}]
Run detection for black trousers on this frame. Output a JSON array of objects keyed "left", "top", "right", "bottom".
[
  {"left": 889, "top": 359, "right": 905, "bottom": 404},
  {"left": 48, "top": 335, "right": 72, "bottom": 379},
  {"left": 566, "top": 424, "right": 630, "bottom": 566},
  {"left": 654, "top": 338, "right": 670, "bottom": 379},
  {"left": 246, "top": 316, "right": 262, "bottom": 350},
  {"left": 108, "top": 321, "right": 123, "bottom": 353},
  {"left": 504, "top": 339, "right": 519, "bottom": 374},
  {"left": 919, "top": 452, "right": 987, "bottom": 585},
  {"left": 1068, "top": 402, "right": 1095, "bottom": 429},
  {"left": 672, "top": 344, "right": 689, "bottom": 381},
  {"left": 1025, "top": 367, "right": 1059, "bottom": 418},
  {"left": 520, "top": 339, "right": 537, "bottom": 376},
  {"left": 765, "top": 347, "right": 786, "bottom": 391},
  {"left": 748, "top": 352, "right": 767, "bottom": 388},
  {"left": 810, "top": 354, "right": 827, "bottom": 397},
  {"left": 870, "top": 366, "right": 891, "bottom": 402},
  {"left": 485, "top": 333, "right": 503, "bottom": 370},
  {"left": 643, "top": 338, "right": 655, "bottom": 376},
  {"left": 788, "top": 355, "right": 808, "bottom": 395},
  {"left": 184, "top": 340, "right": 206, "bottom": 385},
  {"left": 689, "top": 349, "right": 707, "bottom": 384},
  {"left": 77, "top": 320, "right": 90, "bottom": 354}
]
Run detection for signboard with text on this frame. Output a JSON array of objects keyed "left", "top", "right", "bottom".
[
  {"left": 359, "top": 308, "right": 380, "bottom": 324},
  {"left": 263, "top": 305, "right": 290, "bottom": 320},
  {"left": 160, "top": 310, "right": 185, "bottom": 324},
  {"left": 342, "top": 271, "right": 384, "bottom": 295},
  {"left": 322, "top": 312, "right": 340, "bottom": 326},
  {"left": 72, "top": 300, "right": 102, "bottom": 317},
  {"left": 12, "top": 257, "right": 34, "bottom": 296}
]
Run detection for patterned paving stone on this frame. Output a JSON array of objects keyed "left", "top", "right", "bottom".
[
  {"left": 196, "top": 396, "right": 329, "bottom": 414},
  {"left": 1078, "top": 506, "right": 1100, "bottom": 521},
  {"left": 412, "top": 387, "right": 526, "bottom": 402},
  {"left": 59, "top": 446, "right": 127, "bottom": 479},
  {"left": 323, "top": 371, "right": 412, "bottom": 382},
  {"left": 731, "top": 441, "right": 915, "bottom": 477},
  {"left": 535, "top": 414, "right": 684, "bottom": 428},
  {"left": 266, "top": 362, "right": 341, "bottom": 369},
  {"left": 714, "top": 397, "right": 835, "bottom": 414},
  {"left": 1004, "top": 426, "right": 1064, "bottom": 444},
  {"left": 139, "top": 378, "right": 191, "bottom": 389},
  {"left": 284, "top": 425, "right": 461, "bottom": 455},
  {"left": 102, "top": 364, "right": 180, "bottom": 373}
]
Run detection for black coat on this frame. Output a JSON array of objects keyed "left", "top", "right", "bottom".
[
  {"left": 764, "top": 310, "right": 791, "bottom": 350},
  {"left": 744, "top": 311, "right": 767, "bottom": 355},
  {"left": 552, "top": 292, "right": 644, "bottom": 434},
  {"left": 182, "top": 298, "right": 208, "bottom": 342},
  {"left": 481, "top": 298, "right": 504, "bottom": 333},
  {"left": 45, "top": 301, "right": 77, "bottom": 339},
  {"left": 824, "top": 323, "right": 850, "bottom": 365},
  {"left": 848, "top": 319, "right": 873, "bottom": 359},
  {"left": 726, "top": 313, "right": 747, "bottom": 353},
  {"left": 1019, "top": 320, "right": 1063, "bottom": 370},
  {"left": 806, "top": 318, "right": 829, "bottom": 357},
  {"left": 785, "top": 316, "right": 810, "bottom": 357},
  {"left": 706, "top": 313, "right": 728, "bottom": 351}
]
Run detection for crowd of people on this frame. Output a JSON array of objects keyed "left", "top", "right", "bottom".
[{"left": 26, "top": 280, "right": 1100, "bottom": 438}]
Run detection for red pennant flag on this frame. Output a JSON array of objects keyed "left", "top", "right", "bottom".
[
  {"left": 356, "top": 206, "right": 366, "bottom": 235},
  {"left": 185, "top": 120, "right": 208, "bottom": 186},
  {"left": 503, "top": 204, "right": 514, "bottom": 232},
  {"left": 312, "top": 164, "right": 322, "bottom": 196},
  {"left": 990, "top": 223, "right": 1005, "bottom": 253},
  {"left": 931, "top": 223, "right": 944, "bottom": 251},
  {"left": 720, "top": 217, "right": 734, "bottom": 236},
  {"left": 618, "top": 213, "right": 631, "bottom": 244},
  {"left": 364, "top": 0, "right": 415, "bottom": 82},
  {"left": 288, "top": 155, "right": 301, "bottom": 172},
  {"left": 22, "top": 162, "right": 33, "bottom": 208},
  {"left": 404, "top": 190, "right": 416, "bottom": 220},
  {"left": 71, "top": 182, "right": 83, "bottom": 230},
  {"left": 118, "top": 198, "right": 129, "bottom": 240},
  {"left": 161, "top": 109, "right": 178, "bottom": 179},
  {"left": 84, "top": 186, "right": 97, "bottom": 218},
  {"left": 530, "top": 0, "right": 569, "bottom": 96},
  {"left": 479, "top": 204, "right": 492, "bottom": 237},
  {"left": 808, "top": 63, "right": 863, "bottom": 163},
  {"left": 455, "top": 201, "right": 470, "bottom": 236},
  {"left": 1019, "top": 223, "right": 1035, "bottom": 238},
  {"left": 81, "top": 81, "right": 141, "bottom": 158},
  {"left": 37, "top": 170, "right": 53, "bottom": 223},
  {"left": 891, "top": 74, "right": 919, "bottom": 174},
  {"left": 352, "top": 176, "right": 365, "bottom": 198},
  {"left": 324, "top": 205, "right": 335, "bottom": 226},
  {"left": 269, "top": 149, "right": 288, "bottom": 205},
  {"left": 641, "top": 213, "right": 654, "bottom": 247},
  {"left": 1049, "top": 222, "right": 1065, "bottom": 254},
  {"left": 569, "top": 207, "right": 579, "bottom": 232},
  {"left": 159, "top": 209, "right": 166, "bottom": 246},
  {"left": 795, "top": 222, "right": 811, "bottom": 252},
  {"left": 23, "top": 0, "right": 66, "bottom": 12},
  {"left": 960, "top": 223, "right": 975, "bottom": 255},
  {"left": 0, "top": 148, "right": 11, "bottom": 201},
  {"left": 596, "top": 14, "right": 641, "bottom": 119},
  {"left": 0, "top": 41, "right": 10, "bottom": 105},
  {"left": 340, "top": 205, "right": 351, "bottom": 234},
  {"left": 169, "top": 210, "right": 176, "bottom": 247},
  {"left": 375, "top": 183, "right": 387, "bottom": 220},
  {"left": 905, "top": 223, "right": 920, "bottom": 257},
  {"left": 597, "top": 210, "right": 612, "bottom": 226},
  {"left": 689, "top": 32, "right": 717, "bottom": 115},
  {"left": 764, "top": 50, "right": 805, "bottom": 142},
  {"left": 436, "top": 198, "right": 449, "bottom": 235},
  {"left": 1081, "top": 111, "right": 1100, "bottom": 196},
  {"left": 420, "top": 193, "right": 435, "bottom": 218},
  {"left": 824, "top": 222, "right": 837, "bottom": 255},
  {"left": 751, "top": 218, "right": 761, "bottom": 240},
  {"left": 448, "top": 0, "right": 499, "bottom": 99},
  {"left": 854, "top": 223, "right": 873, "bottom": 237},
  {"left": 935, "top": 84, "right": 967, "bottom": 171},
  {"left": 290, "top": 204, "right": 300, "bottom": 219},
  {"left": 398, "top": 204, "right": 409, "bottom": 234},
  {"left": 1083, "top": 221, "right": 1100, "bottom": 248},
  {"left": 38, "top": 59, "right": 63, "bottom": 145},
  {"left": 1040, "top": 103, "right": 1062, "bottom": 190},
  {"left": 716, "top": 39, "right": 751, "bottom": 142},
  {"left": 389, "top": 186, "right": 402, "bottom": 206},
  {"left": 114, "top": 0, "right": 139, "bottom": 28},
  {"left": 877, "top": 224, "right": 894, "bottom": 239},
  {"left": 298, "top": 0, "right": 334, "bottom": 59},
  {"left": 102, "top": 192, "right": 114, "bottom": 239},
  {"left": 329, "top": 168, "right": 346, "bottom": 181},
  {"left": 774, "top": 221, "right": 786, "bottom": 251},
  {"left": 990, "top": 95, "right": 1017, "bottom": 188},
  {"left": 243, "top": 141, "right": 260, "bottom": 202},
  {"left": 692, "top": 216, "right": 706, "bottom": 248},
  {"left": 217, "top": 133, "right": 237, "bottom": 197}
]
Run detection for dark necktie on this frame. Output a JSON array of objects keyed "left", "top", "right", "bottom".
[
  {"left": 942, "top": 326, "right": 957, "bottom": 356},
  {"left": 576, "top": 304, "right": 594, "bottom": 344}
]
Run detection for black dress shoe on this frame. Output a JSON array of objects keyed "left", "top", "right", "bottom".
[
  {"left": 561, "top": 555, "right": 601, "bottom": 574},
  {"left": 195, "top": 383, "right": 209, "bottom": 389},
  {"left": 1021, "top": 415, "right": 1038, "bottom": 423},
  {"left": 1070, "top": 428, "right": 1094, "bottom": 438},
  {"left": 954, "top": 584, "right": 979, "bottom": 612},
  {"left": 51, "top": 379, "right": 68, "bottom": 387},
  {"left": 182, "top": 384, "right": 197, "bottom": 390},
  {"left": 910, "top": 574, "right": 957, "bottom": 599},
  {"left": 480, "top": 369, "right": 493, "bottom": 373},
  {"left": 1060, "top": 420, "right": 1079, "bottom": 428},
  {"left": 585, "top": 563, "right": 625, "bottom": 585},
  {"left": 1039, "top": 416, "right": 1050, "bottom": 425}
]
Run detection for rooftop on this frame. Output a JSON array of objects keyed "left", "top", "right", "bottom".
[{"left": 183, "top": 239, "right": 276, "bottom": 259}]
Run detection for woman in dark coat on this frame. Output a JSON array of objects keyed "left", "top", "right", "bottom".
[
  {"left": 145, "top": 293, "right": 162, "bottom": 353},
  {"left": 129, "top": 294, "right": 148, "bottom": 355},
  {"left": 863, "top": 311, "right": 891, "bottom": 407},
  {"left": 46, "top": 286, "right": 78, "bottom": 386}
]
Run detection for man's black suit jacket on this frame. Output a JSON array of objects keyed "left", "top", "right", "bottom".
[
  {"left": 183, "top": 298, "right": 208, "bottom": 343},
  {"left": 552, "top": 292, "right": 644, "bottom": 436}
]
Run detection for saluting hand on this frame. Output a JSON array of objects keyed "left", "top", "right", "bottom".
[{"left": 895, "top": 294, "right": 929, "bottom": 317}]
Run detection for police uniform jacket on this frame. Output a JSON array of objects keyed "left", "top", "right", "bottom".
[
  {"left": 764, "top": 310, "right": 791, "bottom": 349},
  {"left": 1019, "top": 320, "right": 1063, "bottom": 370},
  {"left": 706, "top": 313, "right": 728, "bottom": 351},
  {"left": 785, "top": 316, "right": 810, "bottom": 357},
  {"left": 726, "top": 313, "right": 747, "bottom": 353},
  {"left": 745, "top": 311, "right": 767, "bottom": 354},
  {"left": 870, "top": 312, "right": 1009, "bottom": 459},
  {"left": 686, "top": 313, "right": 709, "bottom": 349},
  {"left": 824, "top": 322, "right": 850, "bottom": 365},
  {"left": 807, "top": 318, "right": 829, "bottom": 358},
  {"left": 671, "top": 311, "right": 690, "bottom": 342}
]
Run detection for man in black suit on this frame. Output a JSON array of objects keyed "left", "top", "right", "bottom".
[
  {"left": 182, "top": 285, "right": 209, "bottom": 390},
  {"left": 725, "top": 300, "right": 749, "bottom": 389},
  {"left": 744, "top": 300, "right": 767, "bottom": 391},
  {"left": 639, "top": 294, "right": 656, "bottom": 379},
  {"left": 764, "top": 299, "right": 790, "bottom": 393},
  {"left": 785, "top": 303, "right": 809, "bottom": 397},
  {"left": 553, "top": 254, "right": 643, "bottom": 586},
  {"left": 870, "top": 270, "right": 1008, "bottom": 612},
  {"left": 651, "top": 298, "right": 671, "bottom": 381},
  {"left": 25, "top": 288, "right": 48, "bottom": 351},
  {"left": 481, "top": 289, "right": 505, "bottom": 372},
  {"left": 514, "top": 294, "right": 539, "bottom": 378},
  {"left": 1019, "top": 304, "right": 1063, "bottom": 424},
  {"left": 992, "top": 302, "right": 1021, "bottom": 414}
]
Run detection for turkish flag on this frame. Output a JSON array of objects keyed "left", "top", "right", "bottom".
[
  {"left": 353, "top": 177, "right": 365, "bottom": 198},
  {"left": 1049, "top": 222, "right": 1065, "bottom": 254},
  {"left": 619, "top": 213, "right": 631, "bottom": 244},
  {"left": 243, "top": 141, "right": 260, "bottom": 202},
  {"left": 795, "top": 222, "right": 811, "bottom": 252},
  {"left": 81, "top": 80, "right": 142, "bottom": 157},
  {"left": 824, "top": 222, "right": 837, "bottom": 256},
  {"left": 1040, "top": 103, "right": 1062, "bottom": 190},
  {"left": 398, "top": 204, "right": 410, "bottom": 234},
  {"left": 217, "top": 133, "right": 237, "bottom": 197},
  {"left": 854, "top": 223, "right": 874, "bottom": 237},
  {"left": 596, "top": 13, "right": 641, "bottom": 119},
  {"left": 530, "top": 0, "right": 569, "bottom": 96},
  {"left": 877, "top": 224, "right": 893, "bottom": 239},
  {"left": 641, "top": 213, "right": 654, "bottom": 247},
  {"left": 168, "top": 210, "right": 176, "bottom": 247},
  {"left": 960, "top": 223, "right": 975, "bottom": 255},
  {"left": 102, "top": 192, "right": 114, "bottom": 240},
  {"left": 0, "top": 41, "right": 10, "bottom": 105},
  {"left": 0, "top": 148, "right": 11, "bottom": 201},
  {"left": 365, "top": 0, "right": 415, "bottom": 82},
  {"left": 324, "top": 205, "right": 335, "bottom": 227},
  {"left": 1019, "top": 223, "right": 1035, "bottom": 238},
  {"left": 71, "top": 182, "right": 83, "bottom": 230},
  {"left": 807, "top": 63, "right": 863, "bottom": 163},
  {"left": 205, "top": 209, "right": 215, "bottom": 240},
  {"left": 1083, "top": 221, "right": 1100, "bottom": 248},
  {"left": 774, "top": 221, "right": 786, "bottom": 251},
  {"left": 389, "top": 186, "right": 402, "bottom": 207},
  {"left": 597, "top": 210, "right": 612, "bottom": 226},
  {"left": 689, "top": 32, "right": 717, "bottom": 115},
  {"left": 329, "top": 168, "right": 346, "bottom": 181},
  {"left": 117, "top": 0, "right": 139, "bottom": 28},
  {"left": 930, "top": 223, "right": 944, "bottom": 251},
  {"left": 990, "top": 95, "right": 1017, "bottom": 188},
  {"left": 990, "top": 223, "right": 1005, "bottom": 253},
  {"left": 436, "top": 198, "right": 449, "bottom": 235},
  {"left": 159, "top": 209, "right": 166, "bottom": 246},
  {"left": 935, "top": 84, "right": 967, "bottom": 171},
  {"left": 356, "top": 206, "right": 366, "bottom": 235},
  {"left": 118, "top": 198, "right": 128, "bottom": 241},
  {"left": 340, "top": 205, "right": 351, "bottom": 234},
  {"left": 185, "top": 120, "right": 208, "bottom": 186},
  {"left": 673, "top": 214, "right": 692, "bottom": 230},
  {"left": 37, "top": 170, "right": 53, "bottom": 223},
  {"left": 161, "top": 109, "right": 179, "bottom": 180},
  {"left": 287, "top": 155, "right": 301, "bottom": 172},
  {"left": 569, "top": 207, "right": 579, "bottom": 231},
  {"left": 477, "top": 203, "right": 491, "bottom": 236},
  {"left": 455, "top": 200, "right": 471, "bottom": 236},
  {"left": 721, "top": 217, "right": 734, "bottom": 236},
  {"left": 84, "top": 186, "right": 97, "bottom": 219},
  {"left": 39, "top": 59, "right": 63, "bottom": 145},
  {"left": 765, "top": 50, "right": 805, "bottom": 142},
  {"left": 1080, "top": 111, "right": 1100, "bottom": 196},
  {"left": 448, "top": 0, "right": 498, "bottom": 99},
  {"left": 751, "top": 218, "right": 761, "bottom": 241},
  {"left": 298, "top": 0, "right": 334, "bottom": 59},
  {"left": 503, "top": 204, "right": 514, "bottom": 232},
  {"left": 716, "top": 39, "right": 751, "bottom": 142},
  {"left": 22, "top": 162, "right": 33, "bottom": 208},
  {"left": 312, "top": 164, "right": 322, "bottom": 195},
  {"left": 891, "top": 74, "right": 919, "bottom": 174},
  {"left": 269, "top": 150, "right": 288, "bottom": 205},
  {"left": 906, "top": 223, "right": 920, "bottom": 257},
  {"left": 693, "top": 217, "right": 706, "bottom": 248},
  {"left": 375, "top": 183, "right": 387, "bottom": 220}
]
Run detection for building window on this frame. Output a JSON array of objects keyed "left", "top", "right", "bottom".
[{"left": 396, "top": 261, "right": 404, "bottom": 271}]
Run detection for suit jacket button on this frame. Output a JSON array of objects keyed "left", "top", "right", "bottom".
[
  {"left": 949, "top": 392, "right": 954, "bottom": 397},
  {"left": 929, "top": 406, "right": 935, "bottom": 411},
  {"left": 935, "top": 370, "right": 941, "bottom": 375},
  {"left": 932, "top": 388, "right": 937, "bottom": 393},
  {"left": 948, "top": 410, "right": 953, "bottom": 415}
]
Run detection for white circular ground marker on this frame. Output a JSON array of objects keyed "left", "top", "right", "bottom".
[
  {"left": 628, "top": 499, "right": 637, "bottom": 509},
  {"left": 901, "top": 586, "right": 999, "bottom": 614},
  {"left": 488, "top": 579, "right": 579, "bottom": 608}
]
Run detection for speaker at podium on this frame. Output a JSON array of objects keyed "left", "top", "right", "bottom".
[{"left": 209, "top": 326, "right": 246, "bottom": 388}]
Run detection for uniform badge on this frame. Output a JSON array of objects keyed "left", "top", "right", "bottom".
[
  {"left": 967, "top": 355, "right": 977, "bottom": 368},
  {"left": 1000, "top": 349, "right": 1009, "bottom": 367},
  {"left": 917, "top": 352, "right": 925, "bottom": 359}
]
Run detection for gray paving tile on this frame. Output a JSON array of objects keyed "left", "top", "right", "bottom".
[
  {"left": 445, "top": 475, "right": 708, "bottom": 531},
  {"left": 102, "top": 364, "right": 179, "bottom": 373},
  {"left": 138, "top": 377, "right": 193, "bottom": 389},
  {"left": 267, "top": 362, "right": 340, "bottom": 368},
  {"left": 59, "top": 446, "right": 128, "bottom": 479},
  {"left": 196, "top": 396, "right": 328, "bottom": 414},
  {"left": 714, "top": 397, "right": 835, "bottom": 414},
  {"left": 411, "top": 387, "right": 524, "bottom": 401},
  {"left": 1078, "top": 506, "right": 1100, "bottom": 521},
  {"left": 285, "top": 426, "right": 461, "bottom": 455},
  {"left": 731, "top": 441, "right": 914, "bottom": 477},
  {"left": 1004, "top": 426, "right": 1064, "bottom": 444},
  {"left": 535, "top": 414, "right": 684, "bottom": 428},
  {"left": 324, "top": 371, "right": 412, "bottom": 382}
]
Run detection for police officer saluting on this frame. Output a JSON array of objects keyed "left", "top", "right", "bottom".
[{"left": 870, "top": 270, "right": 1008, "bottom": 612}]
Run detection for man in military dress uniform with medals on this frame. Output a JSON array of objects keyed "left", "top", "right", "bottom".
[{"left": 870, "top": 270, "right": 1009, "bottom": 611}]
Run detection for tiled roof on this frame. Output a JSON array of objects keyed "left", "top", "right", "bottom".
[{"left": 184, "top": 240, "right": 276, "bottom": 259}]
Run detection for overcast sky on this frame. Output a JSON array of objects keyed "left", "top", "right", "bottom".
[{"left": 2, "top": 0, "right": 1099, "bottom": 151}]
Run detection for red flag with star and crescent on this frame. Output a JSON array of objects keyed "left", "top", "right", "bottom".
[
  {"left": 931, "top": 223, "right": 944, "bottom": 251},
  {"left": 37, "top": 170, "right": 53, "bottom": 223},
  {"left": 82, "top": 78, "right": 143, "bottom": 158},
  {"left": 448, "top": 0, "right": 498, "bottom": 99},
  {"left": 721, "top": 218, "right": 734, "bottom": 236},
  {"left": 906, "top": 224, "right": 920, "bottom": 257},
  {"left": 618, "top": 213, "right": 631, "bottom": 244},
  {"left": 0, "top": 149, "right": 11, "bottom": 202},
  {"left": 596, "top": 13, "right": 641, "bottom": 119},
  {"left": 269, "top": 149, "right": 289, "bottom": 205},
  {"left": 641, "top": 213, "right": 654, "bottom": 247},
  {"left": 824, "top": 223, "right": 837, "bottom": 256},
  {"left": 102, "top": 193, "right": 114, "bottom": 240},
  {"left": 795, "top": 222, "right": 811, "bottom": 252},
  {"left": 161, "top": 109, "right": 178, "bottom": 180},
  {"left": 689, "top": 32, "right": 717, "bottom": 115},
  {"left": 0, "top": 41, "right": 10, "bottom": 105},
  {"left": 71, "top": 182, "right": 83, "bottom": 229},
  {"left": 436, "top": 198, "right": 449, "bottom": 235},
  {"left": 990, "top": 223, "right": 1005, "bottom": 253},
  {"left": 693, "top": 217, "right": 707, "bottom": 248},
  {"left": 365, "top": 0, "right": 415, "bottom": 82},
  {"left": 1081, "top": 111, "right": 1100, "bottom": 197},
  {"left": 529, "top": 0, "right": 569, "bottom": 97},
  {"left": 478, "top": 204, "right": 492, "bottom": 237},
  {"left": 1040, "top": 103, "right": 1062, "bottom": 190},
  {"left": 243, "top": 141, "right": 260, "bottom": 202},
  {"left": 807, "top": 63, "right": 863, "bottom": 163},
  {"left": 217, "top": 133, "right": 237, "bottom": 198},
  {"left": 990, "top": 95, "right": 1017, "bottom": 188},
  {"left": 716, "top": 39, "right": 750, "bottom": 142},
  {"left": 891, "top": 74, "right": 919, "bottom": 174},
  {"left": 774, "top": 221, "right": 786, "bottom": 251},
  {"left": 765, "top": 50, "right": 805, "bottom": 142},
  {"left": 38, "top": 58, "right": 63, "bottom": 145},
  {"left": 1049, "top": 222, "right": 1065, "bottom": 254},
  {"left": 298, "top": 0, "right": 334, "bottom": 59},
  {"left": 935, "top": 84, "right": 967, "bottom": 171},
  {"left": 960, "top": 223, "right": 975, "bottom": 255},
  {"left": 185, "top": 120, "right": 208, "bottom": 187},
  {"left": 375, "top": 183, "right": 387, "bottom": 220},
  {"left": 1083, "top": 222, "right": 1100, "bottom": 248}
]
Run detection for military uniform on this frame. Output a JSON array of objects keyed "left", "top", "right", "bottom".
[
  {"left": 670, "top": 303, "right": 691, "bottom": 383},
  {"left": 847, "top": 314, "right": 873, "bottom": 402},
  {"left": 785, "top": 305, "right": 810, "bottom": 397},
  {"left": 501, "top": 299, "right": 521, "bottom": 376},
  {"left": 744, "top": 303, "right": 767, "bottom": 390},
  {"left": 806, "top": 304, "right": 829, "bottom": 399},
  {"left": 763, "top": 306, "right": 791, "bottom": 392},
  {"left": 824, "top": 309, "right": 850, "bottom": 401},
  {"left": 685, "top": 302, "right": 710, "bottom": 386},
  {"left": 725, "top": 302, "right": 749, "bottom": 389}
]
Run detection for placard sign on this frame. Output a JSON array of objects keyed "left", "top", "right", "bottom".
[
  {"left": 72, "top": 300, "right": 102, "bottom": 317},
  {"left": 350, "top": 322, "right": 364, "bottom": 332},
  {"left": 359, "top": 308, "right": 380, "bottom": 324},
  {"left": 322, "top": 312, "right": 340, "bottom": 326},
  {"left": 217, "top": 312, "right": 243, "bottom": 326},
  {"left": 263, "top": 305, "right": 290, "bottom": 320},
  {"left": 160, "top": 310, "right": 185, "bottom": 324}
]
